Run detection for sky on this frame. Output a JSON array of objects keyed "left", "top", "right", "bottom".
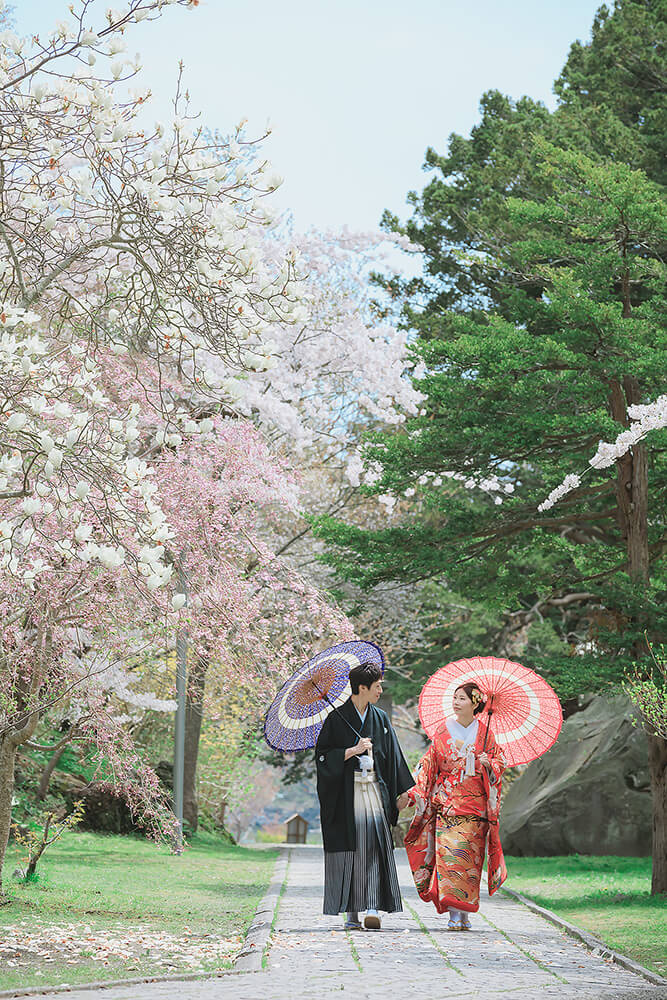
[{"left": 16, "top": 0, "right": 603, "bottom": 234}]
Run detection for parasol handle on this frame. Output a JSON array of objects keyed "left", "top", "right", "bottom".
[
  {"left": 482, "top": 694, "right": 494, "bottom": 753},
  {"left": 311, "top": 679, "right": 363, "bottom": 743}
]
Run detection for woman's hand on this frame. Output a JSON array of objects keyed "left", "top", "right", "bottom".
[
  {"left": 478, "top": 751, "right": 491, "bottom": 771},
  {"left": 345, "top": 737, "right": 372, "bottom": 760},
  {"left": 396, "top": 792, "right": 410, "bottom": 811}
]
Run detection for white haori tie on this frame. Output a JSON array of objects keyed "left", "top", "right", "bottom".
[
  {"left": 355, "top": 705, "right": 374, "bottom": 779},
  {"left": 358, "top": 748, "right": 374, "bottom": 779},
  {"left": 446, "top": 717, "right": 479, "bottom": 776}
]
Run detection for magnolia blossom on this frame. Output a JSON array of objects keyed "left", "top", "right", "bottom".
[
  {"left": 1, "top": 311, "right": 177, "bottom": 589},
  {"left": 0, "top": 0, "right": 356, "bottom": 867}
]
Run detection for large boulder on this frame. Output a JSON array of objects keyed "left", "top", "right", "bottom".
[{"left": 500, "top": 693, "right": 651, "bottom": 856}]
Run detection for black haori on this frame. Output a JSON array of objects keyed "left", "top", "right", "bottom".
[
  {"left": 323, "top": 772, "right": 402, "bottom": 914},
  {"left": 316, "top": 698, "right": 414, "bottom": 915}
]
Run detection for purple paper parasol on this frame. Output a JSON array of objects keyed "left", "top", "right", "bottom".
[{"left": 263, "top": 640, "right": 385, "bottom": 752}]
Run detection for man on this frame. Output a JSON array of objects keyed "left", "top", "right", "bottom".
[{"left": 315, "top": 661, "right": 414, "bottom": 930}]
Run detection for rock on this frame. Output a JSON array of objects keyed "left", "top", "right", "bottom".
[
  {"left": 51, "top": 772, "right": 139, "bottom": 835},
  {"left": 47, "top": 761, "right": 177, "bottom": 836},
  {"left": 154, "top": 760, "right": 174, "bottom": 796},
  {"left": 500, "top": 693, "right": 651, "bottom": 856}
]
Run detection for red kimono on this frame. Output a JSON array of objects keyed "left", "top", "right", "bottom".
[{"left": 405, "top": 718, "right": 507, "bottom": 913}]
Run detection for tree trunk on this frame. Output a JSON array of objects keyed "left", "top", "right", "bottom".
[
  {"left": 0, "top": 630, "right": 48, "bottom": 895},
  {"left": 609, "top": 376, "right": 664, "bottom": 892},
  {"left": 609, "top": 377, "right": 650, "bottom": 581},
  {"left": 217, "top": 796, "right": 227, "bottom": 831},
  {"left": 37, "top": 744, "right": 68, "bottom": 801},
  {"left": 647, "top": 732, "right": 667, "bottom": 894},
  {"left": 0, "top": 736, "right": 19, "bottom": 898},
  {"left": 24, "top": 813, "right": 53, "bottom": 880},
  {"left": 183, "top": 655, "right": 207, "bottom": 832}
]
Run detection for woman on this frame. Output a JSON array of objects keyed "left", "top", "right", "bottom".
[{"left": 405, "top": 682, "right": 507, "bottom": 930}]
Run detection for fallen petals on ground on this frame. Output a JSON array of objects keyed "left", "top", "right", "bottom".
[{"left": 1, "top": 920, "right": 241, "bottom": 971}]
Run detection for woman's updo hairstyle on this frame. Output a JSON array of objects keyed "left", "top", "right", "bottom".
[{"left": 456, "top": 682, "right": 487, "bottom": 716}]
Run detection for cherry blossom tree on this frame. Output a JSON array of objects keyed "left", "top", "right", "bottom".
[
  {"left": 225, "top": 226, "right": 426, "bottom": 602},
  {"left": 0, "top": 346, "right": 352, "bottom": 886}
]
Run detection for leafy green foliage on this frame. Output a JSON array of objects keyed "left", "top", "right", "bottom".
[
  {"left": 554, "top": 0, "right": 667, "bottom": 184},
  {"left": 317, "top": 2, "right": 667, "bottom": 704}
]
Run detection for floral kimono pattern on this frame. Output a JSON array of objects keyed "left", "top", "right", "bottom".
[{"left": 405, "top": 719, "right": 507, "bottom": 913}]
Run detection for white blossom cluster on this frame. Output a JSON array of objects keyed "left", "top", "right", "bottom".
[
  {"left": 203, "top": 229, "right": 425, "bottom": 463},
  {"left": 589, "top": 395, "right": 667, "bottom": 469},
  {"left": 1, "top": 1, "right": 303, "bottom": 418},
  {"left": 440, "top": 470, "right": 515, "bottom": 506},
  {"left": 74, "top": 651, "right": 177, "bottom": 713},
  {"left": 0, "top": 308, "right": 177, "bottom": 588},
  {"left": 354, "top": 466, "right": 516, "bottom": 513},
  {"left": 537, "top": 474, "right": 582, "bottom": 513},
  {"left": 538, "top": 395, "right": 666, "bottom": 512},
  {"left": 0, "top": 1, "right": 313, "bottom": 593},
  {"left": 0, "top": 2, "right": 189, "bottom": 88}
]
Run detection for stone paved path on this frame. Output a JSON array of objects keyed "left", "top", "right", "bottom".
[{"left": 30, "top": 845, "right": 666, "bottom": 1000}]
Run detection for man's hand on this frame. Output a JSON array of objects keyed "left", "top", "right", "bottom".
[
  {"left": 396, "top": 792, "right": 410, "bottom": 811},
  {"left": 345, "top": 737, "right": 372, "bottom": 760}
]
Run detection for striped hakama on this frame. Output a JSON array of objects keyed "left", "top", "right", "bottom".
[{"left": 323, "top": 771, "right": 402, "bottom": 915}]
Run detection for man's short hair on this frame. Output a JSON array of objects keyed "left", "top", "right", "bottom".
[{"left": 349, "top": 661, "right": 383, "bottom": 694}]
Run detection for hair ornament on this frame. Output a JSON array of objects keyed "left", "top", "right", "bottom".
[{"left": 471, "top": 687, "right": 485, "bottom": 707}]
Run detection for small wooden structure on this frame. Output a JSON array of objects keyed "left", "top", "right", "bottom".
[{"left": 284, "top": 813, "right": 309, "bottom": 844}]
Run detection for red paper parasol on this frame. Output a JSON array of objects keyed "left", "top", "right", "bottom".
[{"left": 419, "top": 655, "right": 562, "bottom": 766}]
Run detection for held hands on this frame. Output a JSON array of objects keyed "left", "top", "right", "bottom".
[{"left": 396, "top": 792, "right": 410, "bottom": 812}]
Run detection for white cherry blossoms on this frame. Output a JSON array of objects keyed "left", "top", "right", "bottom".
[
  {"left": 203, "top": 228, "right": 426, "bottom": 466},
  {"left": 538, "top": 395, "right": 667, "bottom": 512}
]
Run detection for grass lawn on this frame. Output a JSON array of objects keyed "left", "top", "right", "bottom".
[
  {"left": 0, "top": 830, "right": 277, "bottom": 992},
  {"left": 505, "top": 855, "right": 666, "bottom": 977}
]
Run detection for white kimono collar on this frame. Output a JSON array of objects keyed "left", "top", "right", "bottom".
[
  {"left": 446, "top": 717, "right": 479, "bottom": 746},
  {"left": 446, "top": 717, "right": 479, "bottom": 776}
]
